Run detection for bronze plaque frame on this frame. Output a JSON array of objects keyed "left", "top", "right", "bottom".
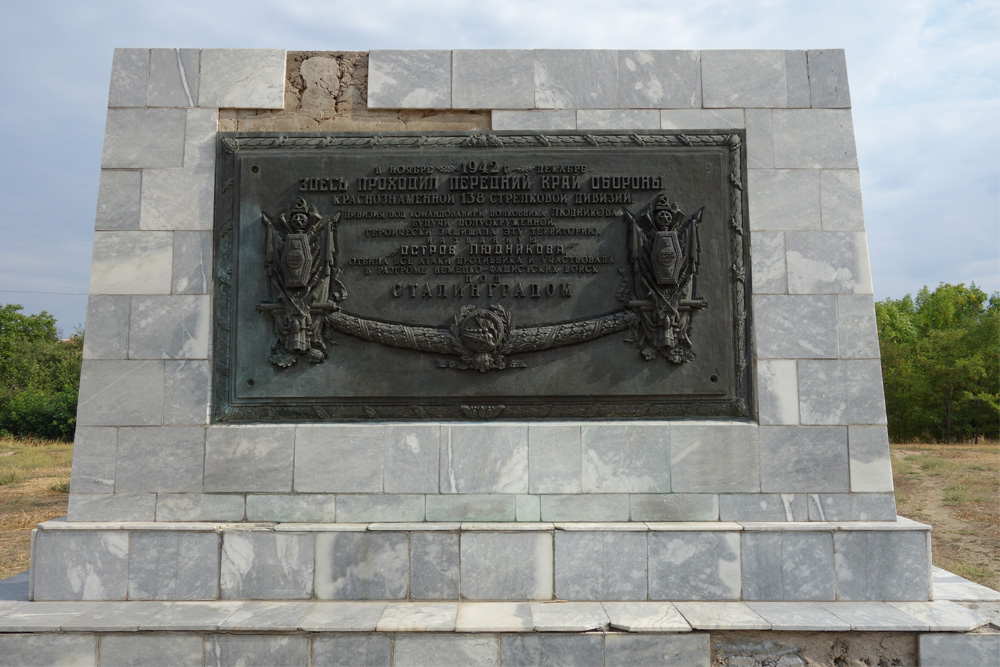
[{"left": 212, "top": 131, "right": 753, "bottom": 421}]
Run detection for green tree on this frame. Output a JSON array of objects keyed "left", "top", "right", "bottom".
[
  {"left": 0, "top": 304, "right": 82, "bottom": 440},
  {"left": 876, "top": 284, "right": 1000, "bottom": 443}
]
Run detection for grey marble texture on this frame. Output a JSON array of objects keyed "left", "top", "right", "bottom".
[
  {"left": 818, "top": 601, "right": 927, "bottom": 631},
  {"left": 147, "top": 48, "right": 199, "bottom": 107},
  {"left": 531, "top": 601, "right": 608, "bottom": 631},
  {"left": 674, "top": 602, "right": 770, "bottom": 630},
  {"left": 807, "top": 492, "right": 897, "bottom": 521},
  {"left": 760, "top": 426, "right": 849, "bottom": 493},
  {"left": 298, "top": 602, "right": 386, "bottom": 631},
  {"left": 295, "top": 425, "right": 384, "bottom": 492},
  {"left": 659, "top": 108, "right": 744, "bottom": 129},
  {"left": 456, "top": 602, "right": 532, "bottom": 632},
  {"left": 377, "top": 602, "right": 458, "bottom": 631},
  {"left": 368, "top": 50, "right": 451, "bottom": 108},
  {"left": 62, "top": 601, "right": 172, "bottom": 631},
  {"left": 68, "top": 427, "right": 117, "bottom": 494},
  {"left": 629, "top": 493, "right": 718, "bottom": 521},
  {"left": 555, "top": 532, "right": 647, "bottom": 600},
  {"left": 540, "top": 494, "right": 629, "bottom": 521},
  {"left": 219, "top": 601, "right": 316, "bottom": 631},
  {"left": 94, "top": 170, "right": 141, "bottom": 231},
  {"left": 932, "top": 566, "right": 1000, "bottom": 602},
  {"left": 128, "top": 295, "right": 210, "bottom": 360},
  {"left": 395, "top": 634, "right": 497, "bottom": 667},
  {"left": 576, "top": 109, "right": 660, "bottom": 130},
  {"left": 820, "top": 169, "right": 865, "bottom": 230},
  {"left": 128, "top": 531, "right": 219, "bottom": 600},
  {"left": 808, "top": 49, "right": 851, "bottom": 108},
  {"left": 204, "top": 426, "right": 294, "bottom": 492},
  {"left": 101, "top": 108, "right": 187, "bottom": 169},
  {"left": 834, "top": 530, "right": 930, "bottom": 600},
  {"left": 534, "top": 50, "right": 617, "bottom": 109},
  {"left": 786, "top": 231, "right": 873, "bottom": 295},
  {"left": 669, "top": 423, "right": 760, "bottom": 493},
  {"left": 108, "top": 48, "right": 149, "bottom": 107},
  {"left": 425, "top": 494, "right": 515, "bottom": 522},
  {"left": 115, "top": 426, "right": 204, "bottom": 493},
  {"left": 0, "top": 634, "right": 96, "bottom": 665},
  {"left": 83, "top": 296, "right": 130, "bottom": 360},
  {"left": 754, "top": 295, "right": 839, "bottom": 359},
  {"left": 220, "top": 532, "right": 314, "bottom": 600},
  {"left": 67, "top": 493, "right": 156, "bottom": 522},
  {"left": 32, "top": 531, "right": 128, "bottom": 600},
  {"left": 603, "top": 601, "right": 691, "bottom": 632},
  {"left": 172, "top": 232, "right": 212, "bottom": 295},
  {"left": 889, "top": 601, "right": 987, "bottom": 632},
  {"left": 919, "top": 633, "right": 1000, "bottom": 667},
  {"left": 798, "top": 359, "right": 887, "bottom": 425},
  {"left": 491, "top": 110, "right": 576, "bottom": 130},
  {"left": 246, "top": 494, "right": 336, "bottom": 522},
  {"left": 648, "top": 532, "right": 742, "bottom": 600},
  {"left": 312, "top": 633, "right": 390, "bottom": 666},
  {"left": 384, "top": 425, "right": 440, "bottom": 493},
  {"left": 528, "top": 424, "right": 581, "bottom": 494},
  {"left": 198, "top": 49, "right": 286, "bottom": 109},
  {"left": 140, "top": 167, "right": 214, "bottom": 231},
  {"left": 138, "top": 600, "right": 242, "bottom": 630},
  {"left": 719, "top": 493, "right": 808, "bottom": 522},
  {"left": 452, "top": 50, "right": 533, "bottom": 109},
  {"left": 99, "top": 633, "right": 203, "bottom": 666},
  {"left": 702, "top": 50, "right": 788, "bottom": 108},
  {"left": 756, "top": 359, "right": 799, "bottom": 426},
  {"left": 746, "top": 602, "right": 850, "bottom": 631},
  {"left": 500, "top": 634, "right": 603, "bottom": 667},
  {"left": 89, "top": 231, "right": 172, "bottom": 295},
  {"left": 749, "top": 232, "right": 787, "bottom": 294},
  {"left": 605, "top": 634, "right": 710, "bottom": 666},
  {"left": 0, "top": 601, "right": 97, "bottom": 631},
  {"left": 460, "top": 532, "right": 553, "bottom": 600},
  {"left": 784, "top": 50, "right": 811, "bottom": 108},
  {"left": 773, "top": 109, "right": 858, "bottom": 168},
  {"left": 742, "top": 532, "right": 835, "bottom": 600},
  {"left": 410, "top": 532, "right": 459, "bottom": 600},
  {"left": 206, "top": 635, "right": 308, "bottom": 667},
  {"left": 748, "top": 169, "right": 821, "bottom": 231},
  {"left": 848, "top": 425, "right": 895, "bottom": 492},
  {"left": 183, "top": 107, "right": 218, "bottom": 169},
  {"left": 582, "top": 424, "right": 669, "bottom": 493},
  {"left": 163, "top": 360, "right": 210, "bottom": 425},
  {"left": 516, "top": 494, "right": 541, "bottom": 521},
  {"left": 441, "top": 424, "right": 527, "bottom": 493},
  {"left": 837, "top": 295, "right": 880, "bottom": 358},
  {"left": 745, "top": 109, "right": 775, "bottom": 168},
  {"left": 314, "top": 532, "right": 408, "bottom": 600},
  {"left": 154, "top": 493, "right": 245, "bottom": 521},
  {"left": 336, "top": 495, "right": 425, "bottom": 522},
  {"left": 618, "top": 50, "right": 701, "bottom": 108}
]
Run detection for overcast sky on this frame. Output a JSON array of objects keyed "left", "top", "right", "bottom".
[{"left": 0, "top": 0, "right": 997, "bottom": 334}]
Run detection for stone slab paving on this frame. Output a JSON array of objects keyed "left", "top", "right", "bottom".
[
  {"left": 602, "top": 602, "right": 691, "bottom": 632},
  {"left": 455, "top": 602, "right": 532, "bottom": 633},
  {"left": 673, "top": 602, "right": 770, "bottom": 630},
  {"left": 530, "top": 602, "right": 609, "bottom": 631}
]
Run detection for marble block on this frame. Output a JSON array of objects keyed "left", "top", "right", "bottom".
[
  {"left": 746, "top": 602, "right": 850, "bottom": 631},
  {"left": 314, "top": 532, "right": 408, "bottom": 600},
  {"left": 198, "top": 49, "right": 286, "bottom": 109},
  {"left": 500, "top": 634, "right": 603, "bottom": 667},
  {"left": 540, "top": 494, "right": 628, "bottom": 521},
  {"left": 749, "top": 232, "right": 787, "bottom": 295},
  {"left": 376, "top": 602, "right": 458, "bottom": 632},
  {"left": 94, "top": 169, "right": 141, "bottom": 231},
  {"left": 384, "top": 425, "right": 440, "bottom": 493},
  {"left": 773, "top": 109, "right": 858, "bottom": 168},
  {"left": 808, "top": 49, "right": 851, "bottom": 108},
  {"left": 492, "top": 110, "right": 576, "bottom": 131},
  {"left": 137, "top": 600, "right": 242, "bottom": 631},
  {"left": 312, "top": 634, "right": 391, "bottom": 667},
  {"left": 163, "top": 360, "right": 210, "bottom": 425},
  {"left": 531, "top": 601, "right": 608, "bottom": 631},
  {"left": 219, "top": 601, "right": 317, "bottom": 631},
  {"left": 441, "top": 424, "right": 528, "bottom": 494},
  {"left": 336, "top": 495, "right": 425, "bottom": 523},
  {"left": 220, "top": 532, "right": 314, "bottom": 599},
  {"left": 834, "top": 531, "right": 930, "bottom": 600},
  {"left": 246, "top": 494, "right": 337, "bottom": 522},
  {"left": 719, "top": 493, "right": 808, "bottom": 522},
  {"left": 0, "top": 635, "right": 96, "bottom": 666},
  {"left": 798, "top": 360, "right": 887, "bottom": 425},
  {"left": 648, "top": 532, "right": 742, "bottom": 600},
  {"left": 528, "top": 424, "right": 581, "bottom": 494},
  {"left": 460, "top": 532, "right": 553, "bottom": 600},
  {"left": 660, "top": 108, "right": 744, "bottom": 129},
  {"left": 820, "top": 169, "right": 866, "bottom": 231},
  {"left": 808, "top": 492, "right": 897, "bottom": 521},
  {"left": 603, "top": 601, "right": 691, "bottom": 632},
  {"left": 0, "top": 601, "right": 98, "bottom": 631},
  {"left": 618, "top": 50, "right": 701, "bottom": 108},
  {"left": 368, "top": 50, "right": 451, "bottom": 109},
  {"left": 784, "top": 51, "right": 811, "bottom": 108},
  {"left": 786, "top": 231, "right": 873, "bottom": 295},
  {"left": 89, "top": 231, "right": 172, "bottom": 295},
  {"left": 147, "top": 48, "right": 200, "bottom": 107},
  {"left": 745, "top": 109, "right": 775, "bottom": 168},
  {"left": 101, "top": 108, "right": 186, "bottom": 169},
  {"left": 674, "top": 601, "right": 770, "bottom": 630},
  {"left": 108, "top": 48, "right": 149, "bottom": 107},
  {"left": 452, "top": 50, "right": 533, "bottom": 109},
  {"left": 756, "top": 359, "right": 799, "bottom": 426},
  {"left": 741, "top": 532, "right": 836, "bottom": 600},
  {"left": 702, "top": 50, "right": 787, "bottom": 108},
  {"left": 83, "top": 296, "right": 130, "bottom": 360},
  {"left": 204, "top": 426, "right": 294, "bottom": 492},
  {"left": 848, "top": 425, "right": 894, "bottom": 492},
  {"left": 919, "top": 633, "right": 1000, "bottom": 667},
  {"left": 294, "top": 425, "right": 383, "bottom": 492},
  {"left": 395, "top": 634, "right": 497, "bottom": 667},
  {"left": 818, "top": 601, "right": 926, "bottom": 631},
  {"left": 759, "top": 426, "right": 849, "bottom": 493},
  {"left": 205, "top": 635, "right": 308, "bottom": 667},
  {"left": 298, "top": 602, "right": 386, "bottom": 631},
  {"left": 425, "top": 494, "right": 515, "bottom": 522},
  {"left": 139, "top": 167, "right": 214, "bottom": 231},
  {"left": 582, "top": 424, "right": 669, "bottom": 493},
  {"left": 534, "top": 50, "right": 617, "bottom": 109},
  {"left": 99, "top": 633, "right": 203, "bottom": 666},
  {"left": 456, "top": 602, "right": 533, "bottom": 632},
  {"left": 630, "top": 494, "right": 718, "bottom": 521},
  {"left": 604, "top": 634, "right": 710, "bottom": 666},
  {"left": 754, "top": 295, "right": 838, "bottom": 359},
  {"left": 128, "top": 531, "right": 220, "bottom": 600},
  {"left": 555, "top": 532, "right": 647, "bottom": 600},
  {"left": 115, "top": 426, "right": 204, "bottom": 493},
  {"left": 183, "top": 107, "right": 218, "bottom": 169},
  {"left": 576, "top": 109, "right": 660, "bottom": 130},
  {"left": 68, "top": 493, "right": 156, "bottom": 522},
  {"left": 155, "top": 493, "right": 245, "bottom": 522},
  {"left": 68, "top": 427, "right": 117, "bottom": 494},
  {"left": 127, "top": 295, "right": 210, "bottom": 360},
  {"left": 669, "top": 423, "right": 760, "bottom": 493},
  {"left": 748, "top": 169, "right": 821, "bottom": 231},
  {"left": 172, "top": 232, "right": 213, "bottom": 295},
  {"left": 410, "top": 532, "right": 460, "bottom": 600},
  {"left": 516, "top": 495, "right": 541, "bottom": 521},
  {"left": 837, "top": 295, "right": 880, "bottom": 358},
  {"left": 889, "top": 601, "right": 987, "bottom": 632},
  {"left": 32, "top": 531, "right": 128, "bottom": 600}
]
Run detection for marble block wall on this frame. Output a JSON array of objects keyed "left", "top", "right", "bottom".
[{"left": 69, "top": 48, "right": 896, "bottom": 524}]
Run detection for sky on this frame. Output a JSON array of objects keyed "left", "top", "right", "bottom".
[{"left": 0, "top": 0, "right": 997, "bottom": 334}]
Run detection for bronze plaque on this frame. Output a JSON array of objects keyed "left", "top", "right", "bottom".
[{"left": 212, "top": 131, "right": 752, "bottom": 421}]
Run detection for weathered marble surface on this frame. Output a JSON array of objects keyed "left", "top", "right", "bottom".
[
  {"left": 314, "top": 532, "right": 408, "bottom": 600},
  {"left": 204, "top": 426, "right": 294, "bottom": 493},
  {"left": 784, "top": 51, "right": 811, "bottom": 108},
  {"left": 163, "top": 360, "right": 210, "bottom": 425},
  {"left": 669, "top": 423, "right": 760, "bottom": 493},
  {"left": 295, "top": 425, "right": 383, "bottom": 493},
  {"left": 368, "top": 50, "right": 451, "bottom": 109},
  {"left": 297, "top": 602, "right": 385, "bottom": 631},
  {"left": 100, "top": 632, "right": 203, "bottom": 666},
  {"left": 108, "top": 48, "right": 149, "bottom": 107},
  {"left": 786, "top": 231, "right": 873, "bottom": 295},
  {"left": 198, "top": 49, "right": 286, "bottom": 109},
  {"left": 220, "top": 532, "right": 314, "bottom": 600},
  {"left": 246, "top": 494, "right": 337, "bottom": 523},
  {"left": 441, "top": 424, "right": 528, "bottom": 493},
  {"left": 61, "top": 601, "right": 172, "bottom": 631},
  {"left": 919, "top": 633, "right": 1000, "bottom": 667},
  {"left": 147, "top": 48, "right": 200, "bottom": 107},
  {"left": 396, "top": 634, "right": 498, "bottom": 667},
  {"left": 531, "top": 602, "right": 608, "bottom": 631},
  {"left": 456, "top": 602, "right": 532, "bottom": 632},
  {"left": 582, "top": 424, "right": 669, "bottom": 493},
  {"left": 648, "top": 532, "right": 741, "bottom": 600},
  {"left": 534, "top": 50, "right": 617, "bottom": 109},
  {"left": 821, "top": 170, "right": 866, "bottom": 231},
  {"left": 701, "top": 50, "right": 789, "bottom": 108},
  {"left": 136, "top": 601, "right": 242, "bottom": 631},
  {"left": 748, "top": 169, "right": 821, "bottom": 231},
  {"left": 555, "top": 532, "right": 647, "bottom": 600},
  {"left": 452, "top": 50, "right": 533, "bottom": 109},
  {"left": 115, "top": 426, "right": 204, "bottom": 493},
  {"left": 0, "top": 601, "right": 99, "bottom": 631},
  {"left": 835, "top": 531, "right": 930, "bottom": 601},
  {"left": 749, "top": 232, "right": 787, "bottom": 295},
  {"left": 127, "top": 531, "right": 219, "bottom": 600},
  {"left": 818, "top": 601, "right": 928, "bottom": 631},
  {"left": 384, "top": 425, "right": 440, "bottom": 493},
  {"left": 376, "top": 602, "right": 458, "bottom": 631},
  {"left": 410, "top": 532, "right": 459, "bottom": 600},
  {"left": 528, "top": 424, "right": 581, "bottom": 494},
  {"left": 31, "top": 532, "right": 128, "bottom": 601},
  {"left": 101, "top": 109, "right": 186, "bottom": 169},
  {"left": 746, "top": 602, "right": 850, "bottom": 631},
  {"left": 773, "top": 109, "right": 858, "bottom": 169},
  {"left": 311, "top": 634, "right": 390, "bottom": 667},
  {"left": 674, "top": 602, "right": 770, "bottom": 630},
  {"left": 492, "top": 110, "right": 576, "bottom": 131},
  {"left": 68, "top": 427, "right": 117, "bottom": 494},
  {"left": 889, "top": 601, "right": 987, "bottom": 632},
  {"left": 660, "top": 108, "right": 744, "bottom": 129},
  {"left": 155, "top": 493, "right": 245, "bottom": 522},
  {"left": 741, "top": 532, "right": 836, "bottom": 600},
  {"left": 847, "top": 425, "right": 895, "bottom": 492},
  {"left": 618, "top": 50, "right": 701, "bottom": 108},
  {"left": 759, "top": 426, "right": 849, "bottom": 493},
  {"left": 746, "top": 109, "right": 775, "bottom": 168},
  {"left": 500, "top": 634, "right": 604, "bottom": 667},
  {"left": 540, "top": 494, "right": 629, "bottom": 521},
  {"left": 719, "top": 493, "right": 808, "bottom": 522},
  {"left": 808, "top": 49, "right": 851, "bottom": 108},
  {"left": 336, "top": 495, "right": 425, "bottom": 523},
  {"left": 205, "top": 634, "right": 308, "bottom": 667},
  {"left": 425, "top": 494, "right": 515, "bottom": 522},
  {"left": 754, "top": 295, "right": 839, "bottom": 359},
  {"left": 460, "top": 532, "right": 553, "bottom": 600},
  {"left": 577, "top": 109, "right": 660, "bottom": 130},
  {"left": 629, "top": 494, "right": 718, "bottom": 521},
  {"left": 218, "top": 601, "right": 316, "bottom": 631},
  {"left": 798, "top": 360, "right": 887, "bottom": 425},
  {"left": 603, "top": 602, "right": 691, "bottom": 632},
  {"left": 604, "top": 634, "right": 710, "bottom": 667},
  {"left": 89, "top": 232, "right": 172, "bottom": 296},
  {"left": 94, "top": 170, "right": 141, "bottom": 231},
  {"left": 67, "top": 493, "right": 156, "bottom": 522}
]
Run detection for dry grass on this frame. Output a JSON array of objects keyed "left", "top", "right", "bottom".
[
  {"left": 0, "top": 436, "right": 72, "bottom": 579},
  {"left": 891, "top": 441, "right": 999, "bottom": 591}
]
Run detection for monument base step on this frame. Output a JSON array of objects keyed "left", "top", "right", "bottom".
[{"left": 29, "top": 518, "right": 933, "bottom": 603}]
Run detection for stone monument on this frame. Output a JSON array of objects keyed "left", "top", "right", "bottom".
[{"left": 3, "top": 48, "right": 996, "bottom": 666}]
